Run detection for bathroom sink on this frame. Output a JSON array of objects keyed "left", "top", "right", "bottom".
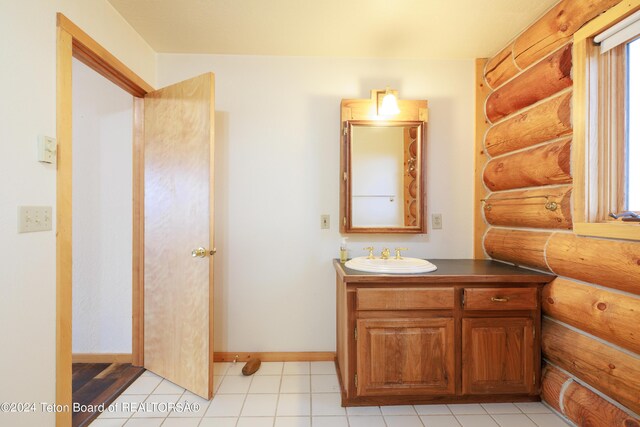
[{"left": 344, "top": 257, "right": 437, "bottom": 274}]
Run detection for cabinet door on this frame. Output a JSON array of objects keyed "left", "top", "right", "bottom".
[
  {"left": 356, "top": 318, "right": 455, "bottom": 396},
  {"left": 462, "top": 318, "right": 535, "bottom": 395}
]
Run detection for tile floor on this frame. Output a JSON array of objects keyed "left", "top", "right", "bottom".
[{"left": 91, "top": 361, "right": 571, "bottom": 427}]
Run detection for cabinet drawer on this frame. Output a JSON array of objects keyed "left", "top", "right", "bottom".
[
  {"left": 464, "top": 288, "right": 537, "bottom": 310},
  {"left": 357, "top": 287, "right": 454, "bottom": 311}
]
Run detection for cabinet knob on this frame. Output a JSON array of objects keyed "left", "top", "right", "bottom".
[{"left": 491, "top": 297, "right": 509, "bottom": 302}]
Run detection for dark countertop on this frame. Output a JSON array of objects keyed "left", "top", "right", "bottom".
[{"left": 334, "top": 259, "right": 555, "bottom": 284}]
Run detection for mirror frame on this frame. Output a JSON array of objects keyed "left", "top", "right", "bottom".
[{"left": 340, "top": 92, "right": 428, "bottom": 234}]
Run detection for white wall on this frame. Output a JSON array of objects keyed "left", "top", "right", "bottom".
[
  {"left": 157, "top": 55, "right": 475, "bottom": 352},
  {"left": 72, "top": 58, "right": 133, "bottom": 354},
  {"left": 0, "top": 1, "right": 154, "bottom": 425}
]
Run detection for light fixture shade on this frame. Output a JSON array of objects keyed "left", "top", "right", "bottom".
[{"left": 380, "top": 92, "right": 400, "bottom": 115}]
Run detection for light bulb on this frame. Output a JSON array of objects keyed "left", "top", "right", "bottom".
[{"left": 380, "top": 92, "right": 400, "bottom": 115}]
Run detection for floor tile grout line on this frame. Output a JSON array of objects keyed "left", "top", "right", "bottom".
[
  {"left": 162, "top": 388, "right": 187, "bottom": 421},
  {"left": 488, "top": 412, "right": 507, "bottom": 427},
  {"left": 525, "top": 412, "right": 541, "bottom": 426},
  {"left": 481, "top": 402, "right": 525, "bottom": 414},
  {"left": 524, "top": 411, "right": 571, "bottom": 427},
  {"left": 308, "top": 363, "right": 313, "bottom": 425},
  {"left": 271, "top": 373, "right": 283, "bottom": 427},
  {"left": 417, "top": 410, "right": 428, "bottom": 427},
  {"left": 381, "top": 412, "right": 389, "bottom": 427},
  {"left": 139, "top": 389, "right": 185, "bottom": 421},
  {"left": 237, "top": 374, "right": 254, "bottom": 420}
]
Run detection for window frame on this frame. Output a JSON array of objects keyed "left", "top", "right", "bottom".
[{"left": 573, "top": 0, "right": 640, "bottom": 241}]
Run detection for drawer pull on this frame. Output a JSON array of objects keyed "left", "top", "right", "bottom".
[{"left": 491, "top": 297, "right": 510, "bottom": 302}]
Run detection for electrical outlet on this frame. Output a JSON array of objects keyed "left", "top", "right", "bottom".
[
  {"left": 18, "top": 206, "right": 53, "bottom": 233},
  {"left": 320, "top": 214, "right": 330, "bottom": 229},
  {"left": 432, "top": 213, "right": 443, "bottom": 230}
]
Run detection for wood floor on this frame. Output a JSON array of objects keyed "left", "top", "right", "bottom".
[{"left": 72, "top": 362, "right": 144, "bottom": 427}]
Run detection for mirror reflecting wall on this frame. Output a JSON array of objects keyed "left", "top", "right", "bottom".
[{"left": 349, "top": 122, "right": 422, "bottom": 229}]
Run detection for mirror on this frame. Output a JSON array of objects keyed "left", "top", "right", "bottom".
[
  {"left": 344, "top": 121, "right": 424, "bottom": 232},
  {"left": 340, "top": 92, "right": 428, "bottom": 234}
]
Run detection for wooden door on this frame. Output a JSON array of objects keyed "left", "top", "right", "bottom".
[
  {"left": 143, "top": 73, "right": 215, "bottom": 399},
  {"left": 462, "top": 318, "right": 534, "bottom": 395},
  {"left": 356, "top": 318, "right": 455, "bottom": 396}
]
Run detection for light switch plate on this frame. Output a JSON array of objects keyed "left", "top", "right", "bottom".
[
  {"left": 432, "top": 213, "right": 443, "bottom": 230},
  {"left": 320, "top": 214, "right": 330, "bottom": 229},
  {"left": 18, "top": 206, "right": 52, "bottom": 233},
  {"left": 38, "top": 135, "right": 57, "bottom": 164}
]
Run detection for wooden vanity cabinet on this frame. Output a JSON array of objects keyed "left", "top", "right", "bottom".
[{"left": 335, "top": 259, "right": 554, "bottom": 406}]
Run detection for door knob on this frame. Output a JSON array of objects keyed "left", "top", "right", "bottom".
[{"left": 192, "top": 247, "right": 207, "bottom": 258}]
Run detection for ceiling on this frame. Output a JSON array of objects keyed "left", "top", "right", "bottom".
[{"left": 108, "top": 0, "right": 558, "bottom": 59}]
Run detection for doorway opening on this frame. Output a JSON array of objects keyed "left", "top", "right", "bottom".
[
  {"left": 56, "top": 13, "right": 151, "bottom": 427},
  {"left": 70, "top": 57, "right": 144, "bottom": 427}
]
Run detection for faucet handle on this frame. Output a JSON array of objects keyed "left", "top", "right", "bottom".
[
  {"left": 363, "top": 246, "right": 375, "bottom": 259},
  {"left": 394, "top": 247, "right": 408, "bottom": 259}
]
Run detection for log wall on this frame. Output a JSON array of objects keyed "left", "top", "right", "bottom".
[
  {"left": 477, "top": 0, "right": 640, "bottom": 424},
  {"left": 541, "top": 364, "right": 640, "bottom": 427}
]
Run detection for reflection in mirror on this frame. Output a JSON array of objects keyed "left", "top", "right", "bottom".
[
  {"left": 352, "top": 126, "right": 406, "bottom": 227},
  {"left": 346, "top": 121, "right": 423, "bottom": 232}
]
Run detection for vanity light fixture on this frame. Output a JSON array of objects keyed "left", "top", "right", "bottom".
[{"left": 376, "top": 88, "right": 401, "bottom": 116}]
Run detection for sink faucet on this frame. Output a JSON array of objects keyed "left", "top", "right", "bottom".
[
  {"left": 395, "top": 247, "right": 408, "bottom": 259},
  {"left": 381, "top": 248, "right": 390, "bottom": 259},
  {"left": 363, "top": 246, "right": 375, "bottom": 259}
]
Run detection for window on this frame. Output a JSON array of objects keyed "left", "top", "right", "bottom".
[
  {"left": 573, "top": 3, "right": 640, "bottom": 240},
  {"left": 629, "top": 38, "right": 639, "bottom": 211}
]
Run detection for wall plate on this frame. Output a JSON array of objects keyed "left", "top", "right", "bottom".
[{"left": 18, "top": 206, "right": 52, "bottom": 233}]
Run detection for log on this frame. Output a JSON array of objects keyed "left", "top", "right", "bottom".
[
  {"left": 542, "top": 277, "right": 640, "bottom": 355},
  {"left": 546, "top": 233, "right": 640, "bottom": 295},
  {"left": 542, "top": 319, "right": 640, "bottom": 414},
  {"left": 512, "top": 0, "right": 622, "bottom": 70},
  {"left": 563, "top": 378, "right": 640, "bottom": 427},
  {"left": 485, "top": 186, "right": 572, "bottom": 230},
  {"left": 484, "top": 228, "right": 551, "bottom": 271},
  {"left": 541, "top": 364, "right": 640, "bottom": 427},
  {"left": 486, "top": 44, "right": 572, "bottom": 123},
  {"left": 484, "top": 43, "right": 519, "bottom": 89},
  {"left": 483, "top": 139, "right": 572, "bottom": 191},
  {"left": 485, "top": 91, "right": 572, "bottom": 156},
  {"left": 541, "top": 364, "right": 571, "bottom": 413}
]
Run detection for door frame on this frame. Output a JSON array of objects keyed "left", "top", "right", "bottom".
[{"left": 55, "top": 13, "right": 153, "bottom": 427}]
